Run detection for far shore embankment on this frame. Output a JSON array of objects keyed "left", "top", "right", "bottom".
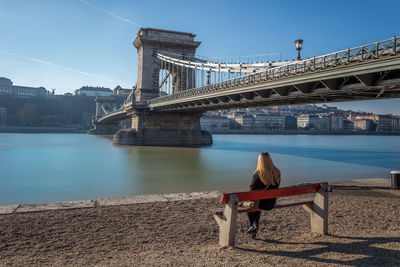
[
  {"left": 209, "top": 129, "right": 400, "bottom": 136},
  {"left": 0, "top": 126, "right": 86, "bottom": 134}
]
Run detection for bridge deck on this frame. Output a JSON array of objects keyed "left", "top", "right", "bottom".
[{"left": 149, "top": 54, "right": 400, "bottom": 111}]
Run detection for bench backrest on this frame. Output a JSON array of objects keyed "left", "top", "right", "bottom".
[{"left": 220, "top": 182, "right": 327, "bottom": 204}]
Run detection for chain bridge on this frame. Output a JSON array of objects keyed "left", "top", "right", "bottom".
[{"left": 93, "top": 28, "right": 400, "bottom": 146}]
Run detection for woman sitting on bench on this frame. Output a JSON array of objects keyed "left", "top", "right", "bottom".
[{"left": 246, "top": 152, "right": 281, "bottom": 238}]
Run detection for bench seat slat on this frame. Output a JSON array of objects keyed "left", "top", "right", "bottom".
[
  {"left": 209, "top": 198, "right": 314, "bottom": 216},
  {"left": 220, "top": 183, "right": 325, "bottom": 204}
]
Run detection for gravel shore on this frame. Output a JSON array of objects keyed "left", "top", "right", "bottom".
[{"left": 1, "top": 188, "right": 399, "bottom": 266}]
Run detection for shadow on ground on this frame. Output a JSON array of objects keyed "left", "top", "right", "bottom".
[{"left": 237, "top": 235, "right": 400, "bottom": 265}]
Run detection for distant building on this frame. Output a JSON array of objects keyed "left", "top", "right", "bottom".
[
  {"left": 200, "top": 115, "right": 229, "bottom": 131},
  {"left": 393, "top": 116, "right": 400, "bottom": 131},
  {"left": 113, "top": 85, "right": 132, "bottom": 97},
  {"left": 285, "top": 116, "right": 297, "bottom": 130},
  {"left": 330, "top": 114, "right": 344, "bottom": 131},
  {"left": 316, "top": 115, "right": 331, "bottom": 131},
  {"left": 376, "top": 115, "right": 393, "bottom": 132},
  {"left": 355, "top": 115, "right": 392, "bottom": 132},
  {"left": 265, "top": 115, "right": 285, "bottom": 130},
  {"left": 64, "top": 92, "right": 73, "bottom": 96},
  {"left": 343, "top": 119, "right": 355, "bottom": 131},
  {"left": 0, "top": 77, "right": 12, "bottom": 89},
  {"left": 227, "top": 111, "right": 246, "bottom": 129},
  {"left": 75, "top": 86, "right": 113, "bottom": 97},
  {"left": 235, "top": 114, "right": 254, "bottom": 130},
  {"left": 0, "top": 106, "right": 6, "bottom": 125},
  {"left": 254, "top": 114, "right": 268, "bottom": 130},
  {"left": 227, "top": 111, "right": 245, "bottom": 119},
  {"left": 0, "top": 77, "right": 48, "bottom": 97},
  {"left": 354, "top": 119, "right": 376, "bottom": 131},
  {"left": 229, "top": 119, "right": 240, "bottom": 129},
  {"left": 297, "top": 114, "right": 319, "bottom": 130},
  {"left": 252, "top": 113, "right": 287, "bottom": 130}
]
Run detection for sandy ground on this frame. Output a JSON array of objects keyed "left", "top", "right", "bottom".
[{"left": 0, "top": 189, "right": 399, "bottom": 266}]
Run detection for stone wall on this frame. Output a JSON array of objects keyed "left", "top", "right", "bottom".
[{"left": 113, "top": 112, "right": 212, "bottom": 146}]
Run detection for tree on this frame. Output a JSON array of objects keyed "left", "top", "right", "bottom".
[{"left": 19, "top": 103, "right": 40, "bottom": 126}]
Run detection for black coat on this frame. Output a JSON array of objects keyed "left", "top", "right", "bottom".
[{"left": 249, "top": 173, "right": 280, "bottom": 210}]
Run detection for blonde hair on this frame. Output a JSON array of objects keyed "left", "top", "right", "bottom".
[{"left": 254, "top": 152, "right": 281, "bottom": 186}]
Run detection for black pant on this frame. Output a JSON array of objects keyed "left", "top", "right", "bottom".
[{"left": 247, "top": 211, "right": 261, "bottom": 227}]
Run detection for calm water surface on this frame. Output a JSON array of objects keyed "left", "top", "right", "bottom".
[{"left": 1, "top": 133, "right": 399, "bottom": 205}]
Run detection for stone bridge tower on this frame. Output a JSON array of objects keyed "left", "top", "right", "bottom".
[
  {"left": 133, "top": 28, "right": 200, "bottom": 102},
  {"left": 113, "top": 28, "right": 212, "bottom": 146}
]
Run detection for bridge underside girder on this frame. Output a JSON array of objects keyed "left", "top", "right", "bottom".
[
  {"left": 153, "top": 87, "right": 400, "bottom": 111},
  {"left": 149, "top": 63, "right": 400, "bottom": 112},
  {"left": 97, "top": 109, "right": 130, "bottom": 124}
]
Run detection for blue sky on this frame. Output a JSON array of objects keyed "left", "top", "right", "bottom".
[{"left": 0, "top": 0, "right": 399, "bottom": 114}]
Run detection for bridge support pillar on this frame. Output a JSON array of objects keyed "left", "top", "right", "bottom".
[{"left": 113, "top": 112, "right": 212, "bottom": 146}]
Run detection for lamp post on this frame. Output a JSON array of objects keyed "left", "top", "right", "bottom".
[{"left": 294, "top": 39, "right": 303, "bottom": 60}]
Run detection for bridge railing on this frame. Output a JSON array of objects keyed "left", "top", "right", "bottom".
[{"left": 150, "top": 36, "right": 399, "bottom": 105}]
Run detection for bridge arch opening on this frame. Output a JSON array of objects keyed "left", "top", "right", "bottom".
[
  {"left": 158, "top": 55, "right": 197, "bottom": 95},
  {"left": 158, "top": 61, "right": 189, "bottom": 95}
]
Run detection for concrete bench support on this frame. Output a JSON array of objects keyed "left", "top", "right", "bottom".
[
  {"left": 213, "top": 194, "right": 238, "bottom": 246},
  {"left": 303, "top": 184, "right": 329, "bottom": 234}
]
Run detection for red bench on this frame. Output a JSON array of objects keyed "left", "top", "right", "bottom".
[{"left": 208, "top": 182, "right": 329, "bottom": 246}]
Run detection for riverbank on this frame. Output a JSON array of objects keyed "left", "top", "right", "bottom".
[
  {"left": 209, "top": 129, "right": 400, "bottom": 135},
  {"left": 0, "top": 126, "right": 86, "bottom": 133},
  {"left": 0, "top": 179, "right": 399, "bottom": 266}
]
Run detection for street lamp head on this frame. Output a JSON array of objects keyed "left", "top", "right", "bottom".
[
  {"left": 294, "top": 39, "right": 303, "bottom": 60},
  {"left": 294, "top": 39, "right": 303, "bottom": 51}
]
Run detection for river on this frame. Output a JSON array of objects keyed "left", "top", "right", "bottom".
[{"left": 0, "top": 133, "right": 399, "bottom": 205}]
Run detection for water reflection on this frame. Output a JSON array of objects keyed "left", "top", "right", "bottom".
[{"left": 124, "top": 146, "right": 209, "bottom": 194}]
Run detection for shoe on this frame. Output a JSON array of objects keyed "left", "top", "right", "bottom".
[
  {"left": 246, "top": 224, "right": 259, "bottom": 234},
  {"left": 246, "top": 225, "right": 256, "bottom": 234}
]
